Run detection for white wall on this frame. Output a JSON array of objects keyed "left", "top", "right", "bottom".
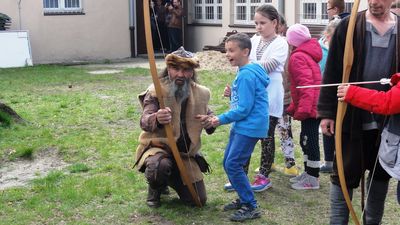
[{"left": 0, "top": 0, "right": 131, "bottom": 64}]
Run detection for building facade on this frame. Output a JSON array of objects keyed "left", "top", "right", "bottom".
[{"left": 0, "top": 0, "right": 367, "bottom": 64}]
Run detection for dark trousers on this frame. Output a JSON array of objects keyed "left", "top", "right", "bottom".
[
  {"left": 168, "top": 27, "right": 182, "bottom": 52},
  {"left": 323, "top": 134, "right": 335, "bottom": 162},
  {"left": 144, "top": 153, "right": 207, "bottom": 206},
  {"left": 300, "top": 118, "right": 320, "bottom": 177},
  {"left": 330, "top": 129, "right": 391, "bottom": 225}
]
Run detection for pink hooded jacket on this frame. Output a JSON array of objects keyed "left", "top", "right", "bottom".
[{"left": 287, "top": 38, "right": 322, "bottom": 120}]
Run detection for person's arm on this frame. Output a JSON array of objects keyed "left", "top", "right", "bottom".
[
  {"left": 317, "top": 17, "right": 348, "bottom": 119},
  {"left": 218, "top": 72, "right": 256, "bottom": 125},
  {"left": 254, "top": 40, "right": 288, "bottom": 74},
  {"left": 140, "top": 93, "right": 172, "bottom": 132},
  {"left": 339, "top": 75, "right": 400, "bottom": 115}
]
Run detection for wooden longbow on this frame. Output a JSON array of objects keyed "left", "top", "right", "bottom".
[
  {"left": 334, "top": 0, "right": 361, "bottom": 224},
  {"left": 142, "top": 0, "right": 202, "bottom": 207}
]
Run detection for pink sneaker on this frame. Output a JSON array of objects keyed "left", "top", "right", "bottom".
[{"left": 251, "top": 174, "right": 272, "bottom": 192}]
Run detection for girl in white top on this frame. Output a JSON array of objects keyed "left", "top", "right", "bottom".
[{"left": 248, "top": 4, "right": 289, "bottom": 192}]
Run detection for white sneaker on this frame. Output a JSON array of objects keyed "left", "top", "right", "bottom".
[
  {"left": 289, "top": 172, "right": 306, "bottom": 183},
  {"left": 291, "top": 174, "right": 320, "bottom": 190}
]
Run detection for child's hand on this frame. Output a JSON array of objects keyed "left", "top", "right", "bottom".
[
  {"left": 337, "top": 84, "right": 350, "bottom": 102},
  {"left": 195, "top": 115, "right": 213, "bottom": 129},
  {"left": 223, "top": 84, "right": 231, "bottom": 97},
  {"left": 390, "top": 73, "right": 400, "bottom": 86},
  {"left": 210, "top": 116, "right": 220, "bottom": 127}
]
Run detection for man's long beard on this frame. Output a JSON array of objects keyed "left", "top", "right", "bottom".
[{"left": 170, "top": 78, "right": 190, "bottom": 104}]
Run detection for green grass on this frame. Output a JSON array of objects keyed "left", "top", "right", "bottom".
[{"left": 0, "top": 65, "right": 399, "bottom": 225}]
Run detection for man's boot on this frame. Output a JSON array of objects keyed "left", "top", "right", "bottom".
[{"left": 147, "top": 185, "right": 161, "bottom": 208}]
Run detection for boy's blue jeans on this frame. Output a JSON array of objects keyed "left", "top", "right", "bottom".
[{"left": 223, "top": 130, "right": 259, "bottom": 209}]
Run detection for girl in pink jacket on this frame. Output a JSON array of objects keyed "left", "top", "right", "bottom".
[{"left": 286, "top": 24, "right": 322, "bottom": 190}]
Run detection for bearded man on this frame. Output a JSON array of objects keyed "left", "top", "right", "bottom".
[{"left": 134, "top": 47, "right": 215, "bottom": 208}]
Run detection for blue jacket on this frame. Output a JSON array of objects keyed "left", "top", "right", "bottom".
[
  {"left": 218, "top": 63, "right": 270, "bottom": 138},
  {"left": 318, "top": 38, "right": 329, "bottom": 75}
]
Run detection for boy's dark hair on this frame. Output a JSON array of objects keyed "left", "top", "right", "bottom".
[
  {"left": 225, "top": 33, "right": 251, "bottom": 54},
  {"left": 255, "top": 4, "right": 280, "bottom": 24},
  {"left": 226, "top": 33, "right": 252, "bottom": 55},
  {"left": 329, "top": 0, "right": 345, "bottom": 13}
]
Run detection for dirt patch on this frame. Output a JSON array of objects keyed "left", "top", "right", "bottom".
[
  {"left": 130, "top": 213, "right": 175, "bottom": 225},
  {"left": 0, "top": 148, "right": 69, "bottom": 190},
  {"left": 195, "top": 51, "right": 235, "bottom": 73},
  {"left": 88, "top": 69, "right": 122, "bottom": 75}
]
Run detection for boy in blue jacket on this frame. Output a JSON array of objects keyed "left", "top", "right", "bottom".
[{"left": 210, "top": 33, "right": 270, "bottom": 222}]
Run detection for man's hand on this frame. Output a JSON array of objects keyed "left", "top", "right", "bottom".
[
  {"left": 156, "top": 107, "right": 172, "bottom": 125},
  {"left": 195, "top": 114, "right": 213, "bottom": 129},
  {"left": 320, "top": 119, "right": 335, "bottom": 136},
  {"left": 223, "top": 84, "right": 231, "bottom": 98},
  {"left": 337, "top": 84, "right": 350, "bottom": 102}
]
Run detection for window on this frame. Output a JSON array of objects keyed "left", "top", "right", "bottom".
[
  {"left": 300, "top": 0, "right": 353, "bottom": 24},
  {"left": 233, "top": 0, "right": 273, "bottom": 25},
  {"left": 43, "top": 0, "right": 83, "bottom": 14},
  {"left": 192, "top": 0, "right": 222, "bottom": 24}
]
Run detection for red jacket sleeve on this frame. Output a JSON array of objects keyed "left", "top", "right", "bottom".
[{"left": 345, "top": 83, "right": 400, "bottom": 115}]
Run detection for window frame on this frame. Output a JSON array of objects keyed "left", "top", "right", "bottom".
[
  {"left": 233, "top": 0, "right": 273, "bottom": 25},
  {"left": 43, "top": 0, "right": 83, "bottom": 14},
  {"left": 299, "top": 0, "right": 353, "bottom": 25},
  {"left": 192, "top": 0, "right": 223, "bottom": 24}
]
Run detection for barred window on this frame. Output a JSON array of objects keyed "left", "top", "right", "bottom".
[
  {"left": 43, "top": 0, "right": 82, "bottom": 13},
  {"left": 192, "top": 0, "right": 222, "bottom": 24},
  {"left": 300, "top": 0, "right": 353, "bottom": 25},
  {"left": 233, "top": 0, "right": 273, "bottom": 25}
]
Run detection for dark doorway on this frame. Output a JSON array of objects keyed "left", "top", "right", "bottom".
[{"left": 136, "top": 0, "right": 147, "bottom": 55}]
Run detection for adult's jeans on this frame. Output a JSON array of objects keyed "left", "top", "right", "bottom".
[
  {"left": 223, "top": 130, "right": 259, "bottom": 209},
  {"left": 330, "top": 178, "right": 389, "bottom": 225}
]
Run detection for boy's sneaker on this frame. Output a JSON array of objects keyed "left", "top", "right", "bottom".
[
  {"left": 320, "top": 164, "right": 333, "bottom": 173},
  {"left": 251, "top": 174, "right": 272, "bottom": 192},
  {"left": 283, "top": 166, "right": 299, "bottom": 176},
  {"left": 289, "top": 172, "right": 306, "bottom": 183},
  {"left": 223, "top": 199, "right": 241, "bottom": 211},
  {"left": 291, "top": 173, "right": 320, "bottom": 190},
  {"left": 224, "top": 182, "right": 234, "bottom": 192},
  {"left": 229, "top": 205, "right": 261, "bottom": 222}
]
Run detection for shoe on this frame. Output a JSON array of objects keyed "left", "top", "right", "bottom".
[
  {"left": 251, "top": 174, "right": 272, "bottom": 192},
  {"left": 146, "top": 186, "right": 161, "bottom": 208},
  {"left": 289, "top": 172, "right": 306, "bottom": 183},
  {"left": 271, "top": 163, "right": 277, "bottom": 171},
  {"left": 291, "top": 173, "right": 320, "bottom": 190},
  {"left": 223, "top": 199, "right": 241, "bottom": 211},
  {"left": 229, "top": 205, "right": 261, "bottom": 222},
  {"left": 224, "top": 182, "right": 234, "bottom": 192},
  {"left": 320, "top": 164, "right": 333, "bottom": 173},
  {"left": 284, "top": 166, "right": 299, "bottom": 176}
]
